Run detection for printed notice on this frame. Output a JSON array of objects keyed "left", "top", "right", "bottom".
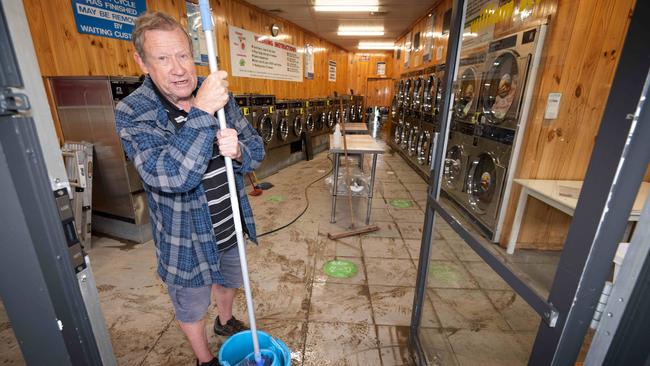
[
  {"left": 72, "top": 0, "right": 146, "bottom": 41},
  {"left": 229, "top": 25, "right": 303, "bottom": 82},
  {"left": 328, "top": 60, "right": 336, "bottom": 82}
]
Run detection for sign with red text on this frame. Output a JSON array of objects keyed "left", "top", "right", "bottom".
[{"left": 228, "top": 25, "right": 303, "bottom": 82}]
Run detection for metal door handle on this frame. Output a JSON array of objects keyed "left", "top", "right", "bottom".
[{"left": 0, "top": 89, "right": 31, "bottom": 114}]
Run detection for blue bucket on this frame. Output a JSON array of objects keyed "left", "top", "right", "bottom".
[{"left": 219, "top": 330, "right": 291, "bottom": 366}]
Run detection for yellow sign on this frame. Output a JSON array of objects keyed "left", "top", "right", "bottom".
[
  {"left": 269, "top": 106, "right": 274, "bottom": 113},
  {"left": 242, "top": 107, "right": 250, "bottom": 115},
  {"left": 469, "top": 0, "right": 541, "bottom": 33}
]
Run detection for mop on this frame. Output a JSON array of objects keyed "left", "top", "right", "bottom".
[
  {"left": 327, "top": 99, "right": 379, "bottom": 240},
  {"left": 198, "top": 2, "right": 271, "bottom": 365}
]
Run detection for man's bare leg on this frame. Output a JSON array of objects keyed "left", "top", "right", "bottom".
[
  {"left": 213, "top": 284, "right": 236, "bottom": 324},
  {"left": 178, "top": 319, "right": 213, "bottom": 363}
]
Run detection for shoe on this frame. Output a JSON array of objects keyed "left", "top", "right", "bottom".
[
  {"left": 213, "top": 315, "right": 249, "bottom": 336},
  {"left": 196, "top": 357, "right": 218, "bottom": 366}
]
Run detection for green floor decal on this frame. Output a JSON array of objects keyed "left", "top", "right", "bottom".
[
  {"left": 265, "top": 195, "right": 284, "bottom": 203},
  {"left": 323, "top": 259, "right": 358, "bottom": 279},
  {"left": 389, "top": 199, "right": 413, "bottom": 208}
]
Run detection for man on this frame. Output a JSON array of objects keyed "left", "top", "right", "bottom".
[{"left": 115, "top": 12, "right": 264, "bottom": 366}]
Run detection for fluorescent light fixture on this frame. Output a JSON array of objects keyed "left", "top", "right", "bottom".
[
  {"left": 314, "top": 0, "right": 378, "bottom": 12},
  {"left": 337, "top": 26, "right": 384, "bottom": 36},
  {"left": 357, "top": 41, "right": 395, "bottom": 50}
]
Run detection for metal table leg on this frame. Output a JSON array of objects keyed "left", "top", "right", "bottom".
[
  {"left": 365, "top": 153, "right": 378, "bottom": 225},
  {"left": 330, "top": 152, "right": 340, "bottom": 223}
]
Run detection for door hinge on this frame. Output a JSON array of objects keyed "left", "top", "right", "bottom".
[
  {"left": 1, "top": 88, "right": 30, "bottom": 115},
  {"left": 590, "top": 281, "right": 613, "bottom": 330}
]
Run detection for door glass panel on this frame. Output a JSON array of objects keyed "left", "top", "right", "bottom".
[
  {"left": 399, "top": 0, "right": 642, "bottom": 364},
  {"left": 0, "top": 299, "right": 26, "bottom": 365}
]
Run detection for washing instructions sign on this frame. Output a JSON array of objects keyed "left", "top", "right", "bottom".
[{"left": 72, "top": 0, "right": 146, "bottom": 41}]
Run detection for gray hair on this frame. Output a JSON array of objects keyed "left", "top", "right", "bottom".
[{"left": 132, "top": 11, "right": 192, "bottom": 60}]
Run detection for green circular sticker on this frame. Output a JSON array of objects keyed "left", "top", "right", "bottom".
[
  {"left": 323, "top": 260, "right": 358, "bottom": 279},
  {"left": 390, "top": 199, "right": 413, "bottom": 208},
  {"left": 265, "top": 195, "right": 284, "bottom": 203}
]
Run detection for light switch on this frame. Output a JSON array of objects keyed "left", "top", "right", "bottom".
[{"left": 545, "top": 92, "right": 562, "bottom": 119}]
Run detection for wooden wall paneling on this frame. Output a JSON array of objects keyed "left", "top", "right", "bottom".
[
  {"left": 366, "top": 78, "right": 394, "bottom": 107},
  {"left": 499, "top": 0, "right": 637, "bottom": 246}
]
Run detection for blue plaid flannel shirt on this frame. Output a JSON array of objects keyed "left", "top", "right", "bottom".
[{"left": 115, "top": 76, "right": 264, "bottom": 287}]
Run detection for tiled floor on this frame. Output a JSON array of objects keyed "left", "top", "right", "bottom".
[{"left": 1, "top": 143, "right": 545, "bottom": 366}]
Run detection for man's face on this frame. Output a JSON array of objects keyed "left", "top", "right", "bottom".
[{"left": 134, "top": 28, "right": 197, "bottom": 104}]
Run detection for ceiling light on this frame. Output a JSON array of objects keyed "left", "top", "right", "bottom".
[
  {"left": 337, "top": 26, "right": 384, "bottom": 36},
  {"left": 314, "top": 0, "right": 379, "bottom": 12},
  {"left": 358, "top": 41, "right": 395, "bottom": 50}
]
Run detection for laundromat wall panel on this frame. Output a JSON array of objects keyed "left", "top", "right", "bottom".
[
  {"left": 23, "top": 0, "right": 351, "bottom": 99},
  {"left": 391, "top": 0, "right": 641, "bottom": 248},
  {"left": 347, "top": 52, "right": 393, "bottom": 97}
]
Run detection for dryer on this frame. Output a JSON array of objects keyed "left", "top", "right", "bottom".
[
  {"left": 417, "top": 67, "right": 438, "bottom": 172},
  {"left": 465, "top": 125, "right": 513, "bottom": 232},
  {"left": 442, "top": 122, "right": 479, "bottom": 207},
  {"left": 251, "top": 94, "right": 277, "bottom": 149},
  {"left": 311, "top": 99, "right": 328, "bottom": 136},
  {"left": 453, "top": 52, "right": 486, "bottom": 125},
  {"left": 479, "top": 27, "right": 542, "bottom": 130},
  {"left": 352, "top": 95, "right": 364, "bottom": 122}
]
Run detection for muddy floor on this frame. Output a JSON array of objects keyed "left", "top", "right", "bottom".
[{"left": 1, "top": 146, "right": 546, "bottom": 365}]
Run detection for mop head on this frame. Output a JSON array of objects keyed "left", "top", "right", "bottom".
[{"left": 234, "top": 351, "right": 273, "bottom": 366}]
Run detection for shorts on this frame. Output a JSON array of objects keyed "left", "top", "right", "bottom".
[{"left": 166, "top": 245, "right": 243, "bottom": 323}]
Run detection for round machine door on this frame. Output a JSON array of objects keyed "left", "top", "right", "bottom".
[
  {"left": 258, "top": 114, "right": 274, "bottom": 144},
  {"left": 466, "top": 152, "right": 499, "bottom": 213},
  {"left": 357, "top": 105, "right": 363, "bottom": 121},
  {"left": 278, "top": 117, "right": 289, "bottom": 141},
  {"left": 326, "top": 111, "right": 335, "bottom": 128},
  {"left": 397, "top": 80, "right": 405, "bottom": 108},
  {"left": 417, "top": 131, "right": 431, "bottom": 165},
  {"left": 394, "top": 121, "right": 403, "bottom": 144},
  {"left": 335, "top": 109, "right": 341, "bottom": 124},
  {"left": 404, "top": 79, "right": 412, "bottom": 110},
  {"left": 400, "top": 122, "right": 411, "bottom": 149},
  {"left": 453, "top": 67, "right": 478, "bottom": 118},
  {"left": 391, "top": 96, "right": 399, "bottom": 118},
  {"left": 306, "top": 114, "right": 315, "bottom": 132},
  {"left": 316, "top": 112, "right": 325, "bottom": 130},
  {"left": 413, "top": 77, "right": 423, "bottom": 110},
  {"left": 293, "top": 115, "right": 303, "bottom": 136},
  {"left": 342, "top": 108, "right": 348, "bottom": 123},
  {"left": 444, "top": 145, "right": 464, "bottom": 189},
  {"left": 423, "top": 75, "right": 435, "bottom": 113},
  {"left": 481, "top": 51, "right": 520, "bottom": 124},
  {"left": 408, "top": 126, "right": 420, "bottom": 156}
]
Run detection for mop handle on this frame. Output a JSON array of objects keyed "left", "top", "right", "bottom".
[{"left": 198, "top": 1, "right": 262, "bottom": 363}]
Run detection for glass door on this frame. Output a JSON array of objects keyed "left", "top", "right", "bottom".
[{"left": 409, "top": 0, "right": 649, "bottom": 365}]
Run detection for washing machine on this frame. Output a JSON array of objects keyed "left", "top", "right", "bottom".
[
  {"left": 352, "top": 95, "right": 364, "bottom": 122},
  {"left": 479, "top": 26, "right": 545, "bottom": 131},
  {"left": 251, "top": 94, "right": 277, "bottom": 149},
  {"left": 433, "top": 64, "right": 446, "bottom": 125},
  {"left": 234, "top": 94, "right": 253, "bottom": 127},
  {"left": 274, "top": 101, "right": 292, "bottom": 147},
  {"left": 288, "top": 100, "right": 305, "bottom": 143},
  {"left": 325, "top": 98, "right": 337, "bottom": 132},
  {"left": 311, "top": 99, "right": 328, "bottom": 136},
  {"left": 304, "top": 99, "right": 316, "bottom": 136},
  {"left": 453, "top": 52, "right": 486, "bottom": 125},
  {"left": 308, "top": 98, "right": 329, "bottom": 154}
]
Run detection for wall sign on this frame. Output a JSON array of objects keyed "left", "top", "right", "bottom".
[
  {"left": 228, "top": 25, "right": 303, "bottom": 82},
  {"left": 185, "top": 1, "right": 214, "bottom": 65},
  {"left": 328, "top": 60, "right": 336, "bottom": 82},
  {"left": 304, "top": 44, "right": 314, "bottom": 80},
  {"left": 423, "top": 14, "right": 435, "bottom": 63},
  {"left": 72, "top": 0, "right": 146, "bottom": 41},
  {"left": 376, "top": 61, "right": 386, "bottom": 76}
]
